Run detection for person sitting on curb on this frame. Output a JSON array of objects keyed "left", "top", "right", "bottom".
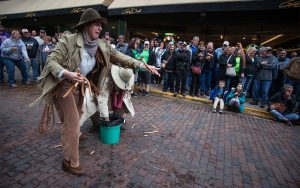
[
  {"left": 225, "top": 83, "right": 246, "bottom": 113},
  {"left": 210, "top": 80, "right": 226, "bottom": 114},
  {"left": 268, "top": 84, "right": 299, "bottom": 126}
]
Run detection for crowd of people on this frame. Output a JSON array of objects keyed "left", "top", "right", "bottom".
[
  {"left": 1, "top": 24, "right": 300, "bottom": 126},
  {"left": 0, "top": 25, "right": 71, "bottom": 87},
  {"left": 0, "top": 7, "right": 299, "bottom": 177},
  {"left": 110, "top": 35, "right": 300, "bottom": 126}
]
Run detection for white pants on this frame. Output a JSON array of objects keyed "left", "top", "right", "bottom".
[{"left": 213, "top": 97, "right": 224, "bottom": 110}]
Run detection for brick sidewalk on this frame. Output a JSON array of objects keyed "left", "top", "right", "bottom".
[{"left": 0, "top": 85, "right": 300, "bottom": 187}]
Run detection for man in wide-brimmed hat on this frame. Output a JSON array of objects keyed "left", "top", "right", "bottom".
[
  {"left": 101, "top": 64, "right": 135, "bottom": 119},
  {"left": 30, "top": 8, "right": 159, "bottom": 176},
  {"left": 79, "top": 64, "right": 136, "bottom": 130}
]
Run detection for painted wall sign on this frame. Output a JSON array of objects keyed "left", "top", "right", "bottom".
[
  {"left": 25, "top": 12, "right": 36, "bottom": 17},
  {"left": 71, "top": 8, "right": 86, "bottom": 14},
  {"left": 122, "top": 8, "right": 142, "bottom": 15},
  {"left": 279, "top": 0, "right": 300, "bottom": 8}
]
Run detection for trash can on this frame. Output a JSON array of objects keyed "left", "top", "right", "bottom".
[{"left": 99, "top": 114, "right": 124, "bottom": 144}]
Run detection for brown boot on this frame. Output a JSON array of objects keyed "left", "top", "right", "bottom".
[{"left": 62, "top": 159, "right": 85, "bottom": 176}]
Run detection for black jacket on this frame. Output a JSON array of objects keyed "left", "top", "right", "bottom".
[
  {"left": 191, "top": 53, "right": 205, "bottom": 68},
  {"left": 218, "top": 54, "right": 236, "bottom": 80},
  {"left": 161, "top": 50, "right": 176, "bottom": 71},
  {"left": 147, "top": 50, "right": 156, "bottom": 66},
  {"left": 242, "top": 54, "right": 258, "bottom": 76},
  {"left": 203, "top": 50, "right": 216, "bottom": 70},
  {"left": 22, "top": 37, "right": 39, "bottom": 58},
  {"left": 125, "top": 49, "right": 135, "bottom": 58},
  {"left": 175, "top": 49, "right": 191, "bottom": 70},
  {"left": 268, "top": 92, "right": 297, "bottom": 113}
]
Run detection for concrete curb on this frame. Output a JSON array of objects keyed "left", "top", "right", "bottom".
[{"left": 137, "top": 86, "right": 274, "bottom": 120}]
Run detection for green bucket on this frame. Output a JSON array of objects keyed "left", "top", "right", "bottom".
[{"left": 99, "top": 124, "right": 121, "bottom": 144}]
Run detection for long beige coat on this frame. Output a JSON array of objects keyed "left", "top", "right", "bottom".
[{"left": 30, "top": 33, "right": 142, "bottom": 107}]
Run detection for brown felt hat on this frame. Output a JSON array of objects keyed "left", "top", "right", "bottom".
[{"left": 74, "top": 8, "right": 107, "bottom": 29}]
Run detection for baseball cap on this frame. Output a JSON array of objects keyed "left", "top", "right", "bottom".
[
  {"left": 40, "top": 29, "right": 46, "bottom": 34},
  {"left": 144, "top": 41, "right": 150, "bottom": 45},
  {"left": 259, "top": 47, "right": 268, "bottom": 52},
  {"left": 223, "top": 41, "right": 229, "bottom": 46},
  {"left": 21, "top": 29, "right": 29, "bottom": 33},
  {"left": 177, "top": 41, "right": 183, "bottom": 45}
]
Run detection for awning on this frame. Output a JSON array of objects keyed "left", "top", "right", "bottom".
[
  {"left": 108, "top": 0, "right": 300, "bottom": 15},
  {"left": 0, "top": 0, "right": 112, "bottom": 20}
]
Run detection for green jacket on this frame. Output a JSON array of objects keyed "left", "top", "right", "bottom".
[{"left": 30, "top": 33, "right": 142, "bottom": 107}]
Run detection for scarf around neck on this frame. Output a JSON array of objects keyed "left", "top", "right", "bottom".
[{"left": 83, "top": 31, "right": 99, "bottom": 57}]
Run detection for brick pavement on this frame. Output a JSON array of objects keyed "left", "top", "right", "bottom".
[{"left": 0, "top": 84, "right": 300, "bottom": 188}]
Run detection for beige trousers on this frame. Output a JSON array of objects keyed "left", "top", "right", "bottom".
[{"left": 53, "top": 81, "right": 84, "bottom": 168}]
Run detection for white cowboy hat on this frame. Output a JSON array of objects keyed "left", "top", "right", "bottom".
[{"left": 111, "top": 64, "right": 134, "bottom": 90}]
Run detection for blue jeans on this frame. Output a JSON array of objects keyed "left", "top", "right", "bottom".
[
  {"left": 0, "top": 56, "right": 4, "bottom": 82},
  {"left": 1, "top": 57, "right": 28, "bottom": 85},
  {"left": 270, "top": 110, "right": 299, "bottom": 121},
  {"left": 225, "top": 77, "right": 232, "bottom": 91},
  {"left": 200, "top": 70, "right": 212, "bottom": 92},
  {"left": 240, "top": 76, "right": 254, "bottom": 93},
  {"left": 163, "top": 71, "right": 174, "bottom": 92},
  {"left": 212, "top": 65, "right": 220, "bottom": 87},
  {"left": 28, "top": 58, "right": 40, "bottom": 81},
  {"left": 252, "top": 80, "right": 272, "bottom": 106},
  {"left": 186, "top": 69, "right": 192, "bottom": 90}
]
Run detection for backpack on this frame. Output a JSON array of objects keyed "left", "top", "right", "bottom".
[{"left": 284, "top": 57, "right": 300, "bottom": 80}]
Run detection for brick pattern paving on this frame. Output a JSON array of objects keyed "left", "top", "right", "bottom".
[{"left": 0, "top": 85, "right": 300, "bottom": 187}]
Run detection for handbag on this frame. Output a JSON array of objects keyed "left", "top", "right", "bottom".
[
  {"left": 191, "top": 66, "right": 201, "bottom": 75},
  {"left": 226, "top": 55, "right": 236, "bottom": 77},
  {"left": 272, "top": 102, "right": 286, "bottom": 113}
]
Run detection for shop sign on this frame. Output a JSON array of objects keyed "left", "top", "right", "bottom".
[
  {"left": 122, "top": 8, "right": 142, "bottom": 15},
  {"left": 25, "top": 12, "right": 36, "bottom": 17},
  {"left": 279, "top": 0, "right": 300, "bottom": 8},
  {"left": 71, "top": 8, "right": 86, "bottom": 14}
]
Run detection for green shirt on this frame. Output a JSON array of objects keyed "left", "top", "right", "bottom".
[
  {"left": 137, "top": 49, "right": 150, "bottom": 64},
  {"left": 132, "top": 49, "right": 139, "bottom": 58},
  {"left": 235, "top": 56, "right": 241, "bottom": 74}
]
